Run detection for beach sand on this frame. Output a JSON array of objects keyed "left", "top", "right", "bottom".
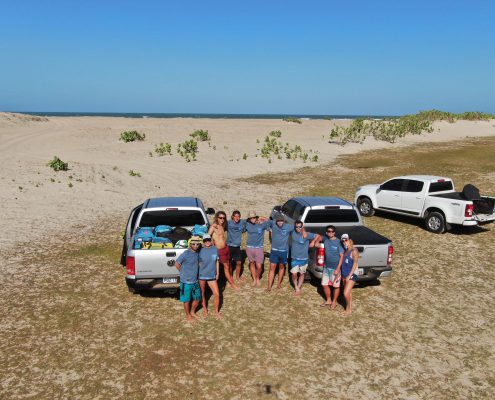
[{"left": 1, "top": 112, "right": 494, "bottom": 251}]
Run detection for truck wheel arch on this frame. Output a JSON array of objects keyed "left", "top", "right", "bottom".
[
  {"left": 424, "top": 208, "right": 447, "bottom": 233},
  {"left": 357, "top": 196, "right": 376, "bottom": 217}
]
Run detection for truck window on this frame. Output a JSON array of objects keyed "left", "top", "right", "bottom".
[
  {"left": 429, "top": 181, "right": 453, "bottom": 193},
  {"left": 381, "top": 179, "right": 405, "bottom": 191},
  {"left": 293, "top": 203, "right": 305, "bottom": 221},
  {"left": 404, "top": 180, "right": 424, "bottom": 192},
  {"left": 139, "top": 210, "right": 206, "bottom": 228},
  {"left": 281, "top": 200, "right": 298, "bottom": 219},
  {"left": 304, "top": 209, "right": 360, "bottom": 223}
]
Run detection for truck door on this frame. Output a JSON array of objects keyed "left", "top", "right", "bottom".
[
  {"left": 401, "top": 179, "right": 425, "bottom": 215},
  {"left": 376, "top": 178, "right": 404, "bottom": 210},
  {"left": 120, "top": 203, "right": 143, "bottom": 265}
]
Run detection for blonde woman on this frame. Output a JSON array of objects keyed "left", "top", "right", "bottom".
[{"left": 340, "top": 234, "right": 359, "bottom": 315}]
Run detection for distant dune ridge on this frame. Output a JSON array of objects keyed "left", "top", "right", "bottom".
[{"left": 0, "top": 112, "right": 494, "bottom": 251}]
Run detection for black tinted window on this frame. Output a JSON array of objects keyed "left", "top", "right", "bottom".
[
  {"left": 282, "top": 200, "right": 298, "bottom": 219},
  {"left": 404, "top": 180, "right": 424, "bottom": 193},
  {"left": 139, "top": 210, "right": 206, "bottom": 228},
  {"left": 293, "top": 204, "right": 305, "bottom": 220},
  {"left": 305, "top": 209, "right": 359, "bottom": 223},
  {"left": 381, "top": 179, "right": 404, "bottom": 191},
  {"left": 429, "top": 181, "right": 453, "bottom": 193}
]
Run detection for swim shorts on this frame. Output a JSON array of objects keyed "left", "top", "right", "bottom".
[
  {"left": 290, "top": 259, "right": 308, "bottom": 274},
  {"left": 246, "top": 247, "right": 264, "bottom": 263},
  {"left": 229, "top": 246, "right": 242, "bottom": 262},
  {"left": 179, "top": 282, "right": 201, "bottom": 303},
  {"left": 269, "top": 249, "right": 288, "bottom": 265},
  {"left": 217, "top": 246, "right": 230, "bottom": 264},
  {"left": 321, "top": 268, "right": 341, "bottom": 288}
]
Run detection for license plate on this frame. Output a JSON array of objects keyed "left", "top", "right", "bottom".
[
  {"left": 356, "top": 268, "right": 364, "bottom": 276},
  {"left": 163, "top": 277, "right": 178, "bottom": 284}
]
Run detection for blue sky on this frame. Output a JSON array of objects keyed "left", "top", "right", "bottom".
[{"left": 1, "top": 0, "right": 494, "bottom": 115}]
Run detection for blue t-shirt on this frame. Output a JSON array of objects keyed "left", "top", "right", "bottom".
[
  {"left": 176, "top": 249, "right": 200, "bottom": 284},
  {"left": 227, "top": 219, "right": 247, "bottom": 247},
  {"left": 245, "top": 221, "right": 269, "bottom": 248},
  {"left": 269, "top": 220, "right": 294, "bottom": 251},
  {"left": 323, "top": 237, "right": 344, "bottom": 269},
  {"left": 199, "top": 246, "right": 218, "bottom": 279},
  {"left": 290, "top": 231, "right": 316, "bottom": 260}
]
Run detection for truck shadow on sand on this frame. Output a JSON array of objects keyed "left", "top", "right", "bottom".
[{"left": 373, "top": 210, "right": 490, "bottom": 235}]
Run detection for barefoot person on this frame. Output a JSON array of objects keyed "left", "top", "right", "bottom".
[
  {"left": 320, "top": 225, "right": 344, "bottom": 308},
  {"left": 266, "top": 213, "right": 294, "bottom": 292},
  {"left": 208, "top": 211, "right": 239, "bottom": 290},
  {"left": 244, "top": 211, "right": 269, "bottom": 287},
  {"left": 175, "top": 236, "right": 202, "bottom": 321},
  {"left": 290, "top": 221, "right": 320, "bottom": 296},
  {"left": 227, "top": 210, "right": 247, "bottom": 284},
  {"left": 341, "top": 234, "right": 359, "bottom": 315},
  {"left": 199, "top": 234, "right": 222, "bottom": 319}
]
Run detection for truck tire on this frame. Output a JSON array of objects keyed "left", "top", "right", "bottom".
[
  {"left": 357, "top": 197, "right": 375, "bottom": 217},
  {"left": 425, "top": 212, "right": 446, "bottom": 234}
]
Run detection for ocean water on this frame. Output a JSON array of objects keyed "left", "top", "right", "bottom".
[{"left": 16, "top": 112, "right": 393, "bottom": 120}]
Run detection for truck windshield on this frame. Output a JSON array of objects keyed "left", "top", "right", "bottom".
[
  {"left": 139, "top": 210, "right": 206, "bottom": 227},
  {"left": 429, "top": 181, "right": 453, "bottom": 192},
  {"left": 305, "top": 209, "right": 360, "bottom": 223}
]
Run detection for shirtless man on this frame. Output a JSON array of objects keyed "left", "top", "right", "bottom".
[{"left": 208, "top": 211, "right": 239, "bottom": 291}]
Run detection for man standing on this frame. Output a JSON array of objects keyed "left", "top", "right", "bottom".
[
  {"left": 320, "top": 225, "right": 344, "bottom": 309},
  {"left": 290, "top": 221, "right": 320, "bottom": 296},
  {"left": 208, "top": 211, "right": 239, "bottom": 291},
  {"left": 227, "top": 210, "right": 247, "bottom": 284},
  {"left": 175, "top": 236, "right": 202, "bottom": 321},
  {"left": 266, "top": 213, "right": 294, "bottom": 292}
]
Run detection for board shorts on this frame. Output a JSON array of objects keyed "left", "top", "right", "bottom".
[
  {"left": 199, "top": 275, "right": 216, "bottom": 281},
  {"left": 217, "top": 246, "right": 230, "bottom": 264},
  {"left": 343, "top": 274, "right": 358, "bottom": 282},
  {"left": 180, "top": 282, "right": 201, "bottom": 303},
  {"left": 229, "top": 246, "right": 242, "bottom": 262},
  {"left": 321, "top": 268, "right": 341, "bottom": 288},
  {"left": 246, "top": 247, "right": 264, "bottom": 263},
  {"left": 290, "top": 259, "right": 308, "bottom": 274},
  {"left": 269, "top": 249, "right": 288, "bottom": 265}
]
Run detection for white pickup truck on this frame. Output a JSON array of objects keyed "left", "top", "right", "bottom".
[
  {"left": 121, "top": 197, "right": 215, "bottom": 293},
  {"left": 355, "top": 175, "right": 495, "bottom": 233}
]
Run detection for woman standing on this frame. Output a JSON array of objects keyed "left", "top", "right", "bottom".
[
  {"left": 199, "top": 234, "right": 222, "bottom": 319},
  {"left": 341, "top": 234, "right": 359, "bottom": 315}
]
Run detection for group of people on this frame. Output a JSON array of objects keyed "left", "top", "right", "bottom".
[{"left": 175, "top": 210, "right": 359, "bottom": 321}]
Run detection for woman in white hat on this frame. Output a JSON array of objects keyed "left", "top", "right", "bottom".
[{"left": 341, "top": 234, "right": 359, "bottom": 315}]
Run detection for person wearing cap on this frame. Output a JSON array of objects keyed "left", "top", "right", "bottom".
[
  {"left": 290, "top": 220, "right": 320, "bottom": 296},
  {"left": 266, "top": 213, "right": 294, "bottom": 292},
  {"left": 227, "top": 210, "right": 247, "bottom": 284},
  {"left": 244, "top": 211, "right": 270, "bottom": 287},
  {"left": 175, "top": 236, "right": 202, "bottom": 321},
  {"left": 341, "top": 235, "right": 359, "bottom": 315},
  {"left": 319, "top": 225, "right": 344, "bottom": 309},
  {"left": 199, "top": 234, "right": 221, "bottom": 319}
]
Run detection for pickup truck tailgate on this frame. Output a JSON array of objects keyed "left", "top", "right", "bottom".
[{"left": 134, "top": 249, "right": 183, "bottom": 278}]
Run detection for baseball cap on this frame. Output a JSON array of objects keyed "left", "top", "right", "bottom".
[
  {"left": 341, "top": 233, "right": 349, "bottom": 240},
  {"left": 248, "top": 210, "right": 258, "bottom": 218},
  {"left": 202, "top": 234, "right": 212, "bottom": 241}
]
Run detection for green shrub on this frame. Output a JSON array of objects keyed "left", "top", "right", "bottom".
[
  {"left": 47, "top": 156, "right": 69, "bottom": 171},
  {"left": 189, "top": 129, "right": 210, "bottom": 141},
  {"left": 259, "top": 135, "right": 315, "bottom": 162},
  {"left": 269, "top": 130, "right": 282, "bottom": 138},
  {"left": 283, "top": 117, "right": 302, "bottom": 124},
  {"left": 154, "top": 142, "right": 172, "bottom": 156},
  {"left": 128, "top": 170, "right": 141, "bottom": 177},
  {"left": 243, "top": 153, "right": 248, "bottom": 160},
  {"left": 119, "top": 130, "right": 145, "bottom": 142},
  {"left": 177, "top": 139, "right": 198, "bottom": 162}
]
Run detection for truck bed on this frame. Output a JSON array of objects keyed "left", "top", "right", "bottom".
[{"left": 306, "top": 225, "right": 391, "bottom": 246}]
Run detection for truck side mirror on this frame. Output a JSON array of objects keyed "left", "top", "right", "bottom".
[{"left": 206, "top": 207, "right": 215, "bottom": 215}]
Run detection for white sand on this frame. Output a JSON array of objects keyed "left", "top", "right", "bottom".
[{"left": 0, "top": 112, "right": 494, "bottom": 251}]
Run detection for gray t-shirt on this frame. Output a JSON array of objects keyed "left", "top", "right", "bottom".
[
  {"left": 176, "top": 249, "right": 200, "bottom": 284},
  {"left": 227, "top": 219, "right": 247, "bottom": 247},
  {"left": 290, "top": 231, "right": 316, "bottom": 260},
  {"left": 323, "top": 237, "right": 344, "bottom": 269},
  {"left": 199, "top": 246, "right": 218, "bottom": 280},
  {"left": 245, "top": 221, "right": 269, "bottom": 248},
  {"left": 269, "top": 220, "right": 294, "bottom": 251}
]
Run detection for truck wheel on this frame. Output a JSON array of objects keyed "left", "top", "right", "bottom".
[
  {"left": 357, "top": 197, "right": 375, "bottom": 217},
  {"left": 425, "top": 212, "right": 446, "bottom": 234}
]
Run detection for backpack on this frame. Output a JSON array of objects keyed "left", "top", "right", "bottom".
[{"left": 462, "top": 184, "right": 481, "bottom": 201}]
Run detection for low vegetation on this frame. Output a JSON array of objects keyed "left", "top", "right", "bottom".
[
  {"left": 154, "top": 142, "right": 172, "bottom": 156},
  {"left": 47, "top": 156, "right": 69, "bottom": 171},
  {"left": 259, "top": 135, "right": 318, "bottom": 163},
  {"left": 189, "top": 129, "right": 210, "bottom": 141},
  {"left": 128, "top": 169, "right": 141, "bottom": 177},
  {"left": 283, "top": 117, "right": 302, "bottom": 124},
  {"left": 119, "top": 130, "right": 146, "bottom": 142},
  {"left": 177, "top": 139, "right": 198, "bottom": 162},
  {"left": 329, "top": 110, "right": 495, "bottom": 145}
]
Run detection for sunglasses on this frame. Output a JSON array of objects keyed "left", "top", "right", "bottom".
[
  {"left": 295, "top": 226, "right": 303, "bottom": 229},
  {"left": 190, "top": 243, "right": 201, "bottom": 246},
  {"left": 217, "top": 216, "right": 226, "bottom": 220},
  {"left": 341, "top": 238, "right": 348, "bottom": 242},
  {"left": 326, "top": 230, "right": 335, "bottom": 233}
]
